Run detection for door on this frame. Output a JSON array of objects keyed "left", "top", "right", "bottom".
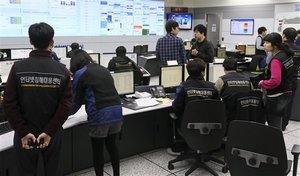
[{"left": 206, "top": 14, "right": 221, "bottom": 48}]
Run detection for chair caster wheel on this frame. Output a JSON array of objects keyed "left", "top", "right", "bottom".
[
  {"left": 222, "top": 166, "right": 228, "bottom": 173},
  {"left": 168, "top": 163, "right": 174, "bottom": 170}
]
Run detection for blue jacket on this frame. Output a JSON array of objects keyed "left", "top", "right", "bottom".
[{"left": 70, "top": 63, "right": 123, "bottom": 126}]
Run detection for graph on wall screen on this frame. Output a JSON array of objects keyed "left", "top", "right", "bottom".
[
  {"left": 0, "top": 0, "right": 165, "bottom": 37},
  {"left": 230, "top": 19, "right": 254, "bottom": 35}
]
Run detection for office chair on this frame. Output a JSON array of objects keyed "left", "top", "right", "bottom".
[
  {"left": 168, "top": 99, "right": 226, "bottom": 176},
  {"left": 224, "top": 120, "right": 300, "bottom": 176},
  {"left": 235, "top": 90, "right": 266, "bottom": 124}
]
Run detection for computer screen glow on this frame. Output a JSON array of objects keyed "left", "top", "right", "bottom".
[
  {"left": 160, "top": 65, "right": 183, "bottom": 88},
  {"left": 111, "top": 71, "right": 134, "bottom": 95}
]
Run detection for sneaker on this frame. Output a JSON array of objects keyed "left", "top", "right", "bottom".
[{"left": 166, "top": 148, "right": 180, "bottom": 156}]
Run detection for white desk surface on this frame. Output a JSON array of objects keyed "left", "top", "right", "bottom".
[
  {"left": 0, "top": 102, "right": 172, "bottom": 152},
  {"left": 1, "top": 75, "right": 8, "bottom": 84},
  {"left": 214, "top": 57, "right": 252, "bottom": 64}
]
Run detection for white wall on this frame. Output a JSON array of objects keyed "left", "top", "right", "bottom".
[{"left": 221, "top": 18, "right": 274, "bottom": 50}]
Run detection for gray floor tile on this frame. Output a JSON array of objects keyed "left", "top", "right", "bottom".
[
  {"left": 284, "top": 134, "right": 300, "bottom": 151},
  {"left": 284, "top": 121, "right": 300, "bottom": 134},
  {"left": 285, "top": 129, "right": 300, "bottom": 138},
  {"left": 173, "top": 161, "right": 229, "bottom": 176},
  {"left": 104, "top": 155, "right": 171, "bottom": 176},
  {"left": 141, "top": 148, "right": 190, "bottom": 173}
]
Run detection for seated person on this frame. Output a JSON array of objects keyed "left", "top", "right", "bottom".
[
  {"left": 172, "top": 58, "right": 220, "bottom": 126},
  {"left": 108, "top": 46, "right": 143, "bottom": 85},
  {"left": 67, "top": 42, "right": 80, "bottom": 58},
  {"left": 215, "top": 57, "right": 252, "bottom": 126},
  {"left": 169, "top": 58, "right": 219, "bottom": 155}
]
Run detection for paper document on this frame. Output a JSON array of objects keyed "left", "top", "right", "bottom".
[{"left": 135, "top": 98, "right": 159, "bottom": 107}]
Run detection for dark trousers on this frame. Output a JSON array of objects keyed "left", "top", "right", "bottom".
[
  {"left": 91, "top": 134, "right": 120, "bottom": 176},
  {"left": 13, "top": 130, "right": 63, "bottom": 176},
  {"left": 283, "top": 88, "right": 296, "bottom": 128}
]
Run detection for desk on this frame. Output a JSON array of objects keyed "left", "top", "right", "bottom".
[
  {"left": 0, "top": 102, "right": 172, "bottom": 175},
  {"left": 208, "top": 57, "right": 252, "bottom": 82},
  {"left": 138, "top": 55, "right": 160, "bottom": 76}
]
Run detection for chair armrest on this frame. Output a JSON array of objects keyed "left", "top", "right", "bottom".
[
  {"left": 169, "top": 113, "right": 178, "bottom": 120},
  {"left": 291, "top": 144, "right": 300, "bottom": 155},
  {"left": 291, "top": 144, "right": 300, "bottom": 176}
]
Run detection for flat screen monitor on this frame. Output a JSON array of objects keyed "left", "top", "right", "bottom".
[
  {"left": 0, "top": 49, "right": 11, "bottom": 60},
  {"left": 133, "top": 45, "right": 142, "bottom": 56},
  {"left": 88, "top": 53, "right": 100, "bottom": 64},
  {"left": 126, "top": 52, "right": 137, "bottom": 64},
  {"left": 230, "top": 19, "right": 254, "bottom": 35},
  {"left": 101, "top": 53, "right": 116, "bottom": 68},
  {"left": 141, "top": 45, "right": 148, "bottom": 55},
  {"left": 159, "top": 65, "right": 183, "bottom": 88},
  {"left": 52, "top": 47, "right": 67, "bottom": 58},
  {"left": 60, "top": 58, "right": 71, "bottom": 70},
  {"left": 10, "top": 48, "right": 32, "bottom": 60},
  {"left": 245, "top": 45, "right": 256, "bottom": 56},
  {"left": 184, "top": 64, "right": 189, "bottom": 81},
  {"left": 101, "top": 53, "right": 137, "bottom": 68},
  {"left": 111, "top": 70, "right": 134, "bottom": 95},
  {"left": 166, "top": 13, "right": 192, "bottom": 30}
]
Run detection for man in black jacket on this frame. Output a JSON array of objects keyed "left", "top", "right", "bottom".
[
  {"left": 189, "top": 24, "right": 214, "bottom": 63},
  {"left": 215, "top": 57, "right": 252, "bottom": 126},
  {"left": 3, "top": 22, "right": 72, "bottom": 176},
  {"left": 172, "top": 58, "right": 219, "bottom": 124}
]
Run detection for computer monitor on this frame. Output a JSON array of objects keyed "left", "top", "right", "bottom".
[
  {"left": 111, "top": 70, "right": 134, "bottom": 95},
  {"left": 126, "top": 52, "right": 137, "bottom": 64},
  {"left": 88, "top": 53, "right": 100, "bottom": 64},
  {"left": 245, "top": 45, "right": 256, "bottom": 56},
  {"left": 141, "top": 45, "right": 148, "bottom": 55},
  {"left": 184, "top": 64, "right": 189, "bottom": 81},
  {"left": 159, "top": 65, "right": 183, "bottom": 89},
  {"left": 0, "top": 49, "right": 11, "bottom": 60},
  {"left": 133, "top": 45, "right": 142, "bottom": 56},
  {"left": 10, "top": 48, "right": 32, "bottom": 60},
  {"left": 101, "top": 53, "right": 116, "bottom": 68},
  {"left": 101, "top": 53, "right": 137, "bottom": 68},
  {"left": 52, "top": 46, "right": 67, "bottom": 58}
]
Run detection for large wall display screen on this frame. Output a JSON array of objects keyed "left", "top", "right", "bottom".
[{"left": 0, "top": 0, "right": 165, "bottom": 37}]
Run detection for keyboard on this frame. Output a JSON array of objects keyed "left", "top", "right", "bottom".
[{"left": 0, "top": 121, "right": 13, "bottom": 135}]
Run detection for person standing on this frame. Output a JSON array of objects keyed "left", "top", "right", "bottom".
[
  {"left": 255, "top": 26, "right": 267, "bottom": 56},
  {"left": 156, "top": 20, "right": 186, "bottom": 65},
  {"left": 259, "top": 32, "right": 295, "bottom": 130},
  {"left": 189, "top": 24, "right": 214, "bottom": 63},
  {"left": 3, "top": 22, "right": 72, "bottom": 176},
  {"left": 70, "top": 49, "right": 123, "bottom": 176},
  {"left": 281, "top": 27, "right": 300, "bottom": 130}
]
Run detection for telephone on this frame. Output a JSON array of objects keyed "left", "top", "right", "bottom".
[{"left": 150, "top": 86, "right": 166, "bottom": 98}]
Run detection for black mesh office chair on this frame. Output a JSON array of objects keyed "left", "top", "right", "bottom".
[
  {"left": 168, "top": 99, "right": 226, "bottom": 176},
  {"left": 225, "top": 120, "right": 300, "bottom": 176}
]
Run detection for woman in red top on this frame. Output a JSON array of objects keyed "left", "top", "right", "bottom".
[{"left": 259, "top": 32, "right": 295, "bottom": 130}]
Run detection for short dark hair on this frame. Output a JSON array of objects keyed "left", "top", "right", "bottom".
[
  {"left": 187, "top": 58, "right": 206, "bottom": 77},
  {"left": 70, "top": 42, "right": 80, "bottom": 50},
  {"left": 116, "top": 46, "right": 127, "bottom": 57},
  {"left": 257, "top": 27, "right": 267, "bottom": 34},
  {"left": 283, "top": 27, "right": 297, "bottom": 41},
  {"left": 223, "top": 57, "right": 237, "bottom": 71},
  {"left": 28, "top": 22, "right": 54, "bottom": 50},
  {"left": 70, "top": 49, "right": 94, "bottom": 73},
  {"left": 297, "top": 29, "right": 300, "bottom": 34},
  {"left": 165, "top": 20, "right": 179, "bottom": 33},
  {"left": 193, "top": 24, "right": 207, "bottom": 36}
]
